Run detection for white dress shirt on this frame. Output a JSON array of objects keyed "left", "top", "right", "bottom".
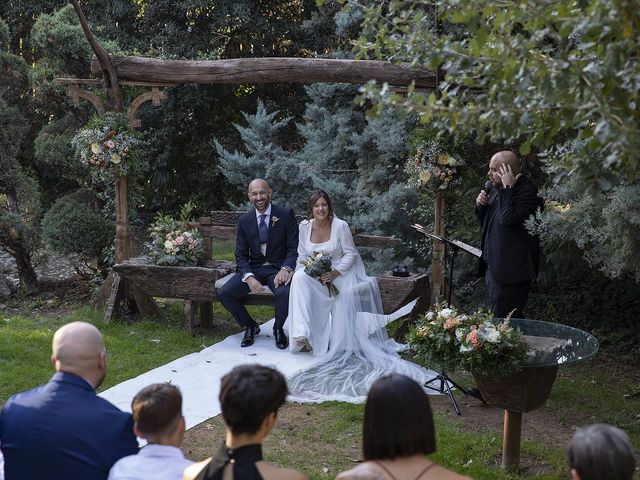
[
  {"left": 107, "top": 444, "right": 193, "bottom": 480},
  {"left": 242, "top": 203, "right": 273, "bottom": 281}
]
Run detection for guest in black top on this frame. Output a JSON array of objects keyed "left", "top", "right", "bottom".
[
  {"left": 183, "top": 365, "right": 306, "bottom": 480},
  {"left": 475, "top": 150, "right": 543, "bottom": 318}
]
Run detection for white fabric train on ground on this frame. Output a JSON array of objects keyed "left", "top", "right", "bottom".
[{"left": 99, "top": 300, "right": 436, "bottom": 429}]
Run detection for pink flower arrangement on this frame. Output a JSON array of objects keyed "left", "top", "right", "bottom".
[
  {"left": 408, "top": 304, "right": 529, "bottom": 377},
  {"left": 406, "top": 143, "right": 463, "bottom": 191},
  {"left": 466, "top": 329, "right": 480, "bottom": 349},
  {"left": 444, "top": 317, "right": 461, "bottom": 331}
]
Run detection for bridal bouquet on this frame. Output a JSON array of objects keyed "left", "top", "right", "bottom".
[{"left": 301, "top": 251, "right": 340, "bottom": 297}]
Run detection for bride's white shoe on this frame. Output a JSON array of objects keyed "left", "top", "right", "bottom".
[{"left": 293, "top": 336, "right": 313, "bottom": 353}]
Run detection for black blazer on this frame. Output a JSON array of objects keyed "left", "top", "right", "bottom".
[
  {"left": 235, "top": 203, "right": 298, "bottom": 276},
  {"left": 476, "top": 175, "right": 543, "bottom": 284}
]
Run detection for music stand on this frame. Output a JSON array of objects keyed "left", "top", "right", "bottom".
[{"left": 412, "top": 224, "right": 483, "bottom": 415}]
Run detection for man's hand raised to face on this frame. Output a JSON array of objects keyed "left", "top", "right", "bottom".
[{"left": 495, "top": 164, "right": 521, "bottom": 188}]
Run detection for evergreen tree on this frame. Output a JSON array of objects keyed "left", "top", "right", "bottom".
[
  {"left": 0, "top": 18, "right": 40, "bottom": 291},
  {"left": 214, "top": 83, "right": 420, "bottom": 272}
]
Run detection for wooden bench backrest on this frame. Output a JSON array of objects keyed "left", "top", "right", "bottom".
[{"left": 198, "top": 211, "right": 400, "bottom": 259}]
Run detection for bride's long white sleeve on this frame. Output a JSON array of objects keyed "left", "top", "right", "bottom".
[
  {"left": 333, "top": 219, "right": 357, "bottom": 275},
  {"left": 294, "top": 221, "right": 310, "bottom": 271}
]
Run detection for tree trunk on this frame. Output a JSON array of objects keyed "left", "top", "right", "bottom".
[
  {"left": 91, "top": 56, "right": 438, "bottom": 88},
  {"left": 0, "top": 223, "right": 38, "bottom": 292},
  {"left": 12, "top": 245, "right": 38, "bottom": 291},
  {"left": 0, "top": 147, "right": 38, "bottom": 292}
]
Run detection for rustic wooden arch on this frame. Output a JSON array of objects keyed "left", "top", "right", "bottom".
[
  {"left": 126, "top": 87, "right": 167, "bottom": 128},
  {"left": 64, "top": 82, "right": 106, "bottom": 114},
  {"left": 59, "top": 78, "right": 173, "bottom": 128},
  {"left": 64, "top": 0, "right": 448, "bottom": 318}
]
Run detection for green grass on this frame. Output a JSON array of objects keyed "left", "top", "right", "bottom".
[
  {"left": 0, "top": 301, "right": 275, "bottom": 404},
  {"left": 3, "top": 293, "right": 639, "bottom": 479}
]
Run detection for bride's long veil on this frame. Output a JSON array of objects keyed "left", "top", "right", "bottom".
[{"left": 287, "top": 215, "right": 436, "bottom": 403}]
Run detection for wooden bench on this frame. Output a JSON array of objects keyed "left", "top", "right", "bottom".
[{"left": 113, "top": 211, "right": 430, "bottom": 331}]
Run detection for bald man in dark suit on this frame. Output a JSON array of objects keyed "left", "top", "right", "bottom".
[
  {"left": 0, "top": 322, "right": 138, "bottom": 480},
  {"left": 475, "top": 151, "right": 543, "bottom": 318}
]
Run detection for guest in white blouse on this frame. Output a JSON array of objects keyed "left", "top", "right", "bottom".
[{"left": 108, "top": 384, "right": 193, "bottom": 480}]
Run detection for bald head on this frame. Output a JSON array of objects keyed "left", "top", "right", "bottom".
[
  {"left": 247, "top": 178, "right": 272, "bottom": 213},
  {"left": 491, "top": 151, "right": 521, "bottom": 174},
  {"left": 248, "top": 178, "right": 270, "bottom": 192},
  {"left": 52, "top": 322, "right": 106, "bottom": 388}
]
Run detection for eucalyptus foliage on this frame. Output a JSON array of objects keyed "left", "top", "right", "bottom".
[
  {"left": 352, "top": 0, "right": 639, "bottom": 188},
  {"left": 351, "top": 0, "right": 640, "bottom": 282}
]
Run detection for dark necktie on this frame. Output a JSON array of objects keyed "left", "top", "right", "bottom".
[{"left": 258, "top": 214, "right": 268, "bottom": 243}]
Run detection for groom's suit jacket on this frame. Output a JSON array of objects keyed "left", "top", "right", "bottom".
[
  {"left": 0, "top": 371, "right": 138, "bottom": 480},
  {"left": 235, "top": 203, "right": 298, "bottom": 276}
]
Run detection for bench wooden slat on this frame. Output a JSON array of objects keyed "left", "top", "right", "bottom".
[{"left": 200, "top": 214, "right": 400, "bottom": 249}]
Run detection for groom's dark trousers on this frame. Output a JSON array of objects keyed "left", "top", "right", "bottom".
[{"left": 218, "top": 203, "right": 298, "bottom": 330}]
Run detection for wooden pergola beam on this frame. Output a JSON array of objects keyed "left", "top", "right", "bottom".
[{"left": 91, "top": 56, "right": 438, "bottom": 88}]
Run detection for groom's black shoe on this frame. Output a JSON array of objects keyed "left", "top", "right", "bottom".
[
  {"left": 274, "top": 327, "right": 289, "bottom": 350},
  {"left": 241, "top": 324, "right": 261, "bottom": 348}
]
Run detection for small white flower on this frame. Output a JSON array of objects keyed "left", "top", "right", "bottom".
[
  {"left": 426, "top": 312, "right": 435, "bottom": 320},
  {"left": 440, "top": 308, "right": 454, "bottom": 318},
  {"left": 483, "top": 329, "right": 501, "bottom": 343}
]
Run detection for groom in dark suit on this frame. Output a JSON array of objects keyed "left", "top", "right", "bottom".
[
  {"left": 218, "top": 178, "right": 298, "bottom": 349},
  {"left": 475, "top": 150, "right": 543, "bottom": 318}
]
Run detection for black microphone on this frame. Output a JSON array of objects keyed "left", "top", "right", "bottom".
[{"left": 483, "top": 180, "right": 493, "bottom": 195}]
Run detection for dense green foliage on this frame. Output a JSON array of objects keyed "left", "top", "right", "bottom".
[
  {"left": 351, "top": 0, "right": 640, "bottom": 282},
  {"left": 2, "top": 0, "right": 639, "bottom": 290},
  {"left": 41, "top": 190, "right": 114, "bottom": 274}
]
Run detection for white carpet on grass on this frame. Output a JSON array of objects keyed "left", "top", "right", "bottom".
[{"left": 99, "top": 301, "right": 421, "bottom": 429}]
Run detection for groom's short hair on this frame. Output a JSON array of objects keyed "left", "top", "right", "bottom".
[{"left": 219, "top": 364, "right": 287, "bottom": 434}]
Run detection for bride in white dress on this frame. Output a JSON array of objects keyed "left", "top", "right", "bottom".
[{"left": 285, "top": 190, "right": 437, "bottom": 402}]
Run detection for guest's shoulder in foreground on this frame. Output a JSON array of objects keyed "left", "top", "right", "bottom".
[
  {"left": 256, "top": 461, "right": 308, "bottom": 480},
  {"left": 182, "top": 459, "right": 308, "bottom": 480},
  {"left": 335, "top": 461, "right": 473, "bottom": 480}
]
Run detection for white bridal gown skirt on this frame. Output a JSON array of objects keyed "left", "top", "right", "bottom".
[{"left": 286, "top": 270, "right": 349, "bottom": 356}]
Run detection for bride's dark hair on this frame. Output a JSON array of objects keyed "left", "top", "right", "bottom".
[{"left": 306, "top": 189, "right": 333, "bottom": 219}]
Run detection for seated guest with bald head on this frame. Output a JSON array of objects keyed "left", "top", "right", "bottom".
[
  {"left": 108, "top": 383, "right": 193, "bottom": 480},
  {"left": 0, "top": 321, "right": 138, "bottom": 480}
]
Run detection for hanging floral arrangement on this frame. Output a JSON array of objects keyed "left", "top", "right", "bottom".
[
  {"left": 405, "top": 140, "right": 464, "bottom": 190},
  {"left": 72, "top": 112, "right": 147, "bottom": 183}
]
